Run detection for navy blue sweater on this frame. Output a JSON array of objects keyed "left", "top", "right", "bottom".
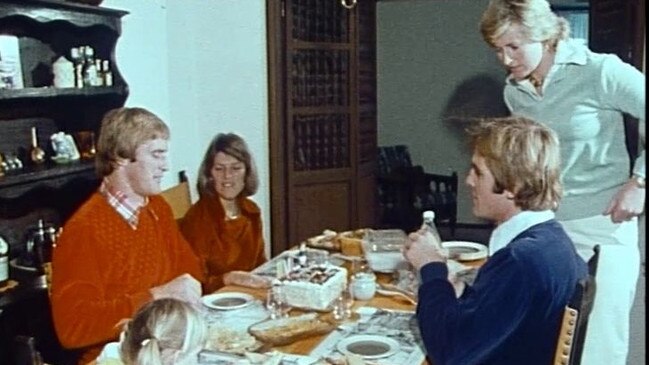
[{"left": 417, "top": 220, "right": 587, "bottom": 365}]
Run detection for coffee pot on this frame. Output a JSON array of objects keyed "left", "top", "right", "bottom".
[{"left": 24, "top": 219, "right": 59, "bottom": 273}]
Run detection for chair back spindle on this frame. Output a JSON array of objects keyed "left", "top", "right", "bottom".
[
  {"left": 553, "top": 244, "right": 600, "bottom": 365},
  {"left": 376, "top": 145, "right": 457, "bottom": 236}
]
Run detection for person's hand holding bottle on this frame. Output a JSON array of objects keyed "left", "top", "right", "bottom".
[{"left": 403, "top": 229, "right": 447, "bottom": 271}]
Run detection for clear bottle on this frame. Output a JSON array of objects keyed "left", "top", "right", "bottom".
[
  {"left": 101, "top": 60, "right": 113, "bottom": 86},
  {"left": 422, "top": 210, "right": 442, "bottom": 247},
  {"left": 0, "top": 234, "right": 9, "bottom": 287},
  {"left": 93, "top": 59, "right": 103, "bottom": 86},
  {"left": 82, "top": 46, "right": 98, "bottom": 87},
  {"left": 71, "top": 47, "right": 84, "bottom": 88},
  {"left": 296, "top": 242, "right": 308, "bottom": 268}
]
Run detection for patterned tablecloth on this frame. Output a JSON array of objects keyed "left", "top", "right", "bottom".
[
  {"left": 197, "top": 300, "right": 426, "bottom": 365},
  {"left": 198, "top": 298, "right": 321, "bottom": 365},
  {"left": 309, "top": 306, "right": 426, "bottom": 365}
]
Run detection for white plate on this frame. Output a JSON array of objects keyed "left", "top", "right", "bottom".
[
  {"left": 442, "top": 241, "right": 488, "bottom": 261},
  {"left": 202, "top": 292, "right": 255, "bottom": 310},
  {"left": 336, "top": 335, "right": 400, "bottom": 359}
]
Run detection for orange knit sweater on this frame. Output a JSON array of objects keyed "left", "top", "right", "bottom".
[
  {"left": 50, "top": 192, "right": 202, "bottom": 365},
  {"left": 180, "top": 195, "right": 266, "bottom": 294}
]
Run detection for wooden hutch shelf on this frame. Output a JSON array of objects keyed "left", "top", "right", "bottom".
[
  {"left": 0, "top": 159, "right": 95, "bottom": 200},
  {"left": 0, "top": 85, "right": 128, "bottom": 101},
  {"left": 0, "top": 1, "right": 129, "bottom": 363}
]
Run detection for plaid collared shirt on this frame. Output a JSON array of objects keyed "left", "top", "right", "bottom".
[{"left": 99, "top": 180, "right": 149, "bottom": 230}]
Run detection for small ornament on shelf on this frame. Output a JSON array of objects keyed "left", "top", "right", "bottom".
[
  {"left": 52, "top": 56, "right": 75, "bottom": 88},
  {"left": 29, "top": 127, "right": 46, "bottom": 165},
  {"left": 75, "top": 131, "right": 96, "bottom": 159},
  {"left": 2, "top": 154, "right": 23, "bottom": 171},
  {"left": 0, "top": 35, "right": 24, "bottom": 89},
  {"left": 50, "top": 132, "right": 80, "bottom": 163}
]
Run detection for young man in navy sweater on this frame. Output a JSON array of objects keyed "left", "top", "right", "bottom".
[{"left": 403, "top": 116, "right": 587, "bottom": 365}]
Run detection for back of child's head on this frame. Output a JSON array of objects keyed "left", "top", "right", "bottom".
[{"left": 119, "top": 298, "right": 206, "bottom": 365}]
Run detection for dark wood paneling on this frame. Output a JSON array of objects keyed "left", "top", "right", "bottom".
[{"left": 268, "top": 0, "right": 377, "bottom": 253}]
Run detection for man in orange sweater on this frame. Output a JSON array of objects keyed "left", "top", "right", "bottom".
[{"left": 50, "top": 107, "right": 203, "bottom": 364}]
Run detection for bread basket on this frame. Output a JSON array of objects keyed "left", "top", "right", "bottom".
[{"left": 336, "top": 228, "right": 370, "bottom": 256}]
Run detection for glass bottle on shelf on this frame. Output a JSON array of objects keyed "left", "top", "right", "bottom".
[
  {"left": 82, "top": 46, "right": 98, "bottom": 87},
  {"left": 94, "top": 59, "right": 103, "bottom": 86},
  {"left": 0, "top": 234, "right": 9, "bottom": 287},
  {"left": 70, "top": 47, "right": 84, "bottom": 88},
  {"left": 29, "top": 127, "right": 45, "bottom": 164},
  {"left": 101, "top": 60, "right": 113, "bottom": 87}
]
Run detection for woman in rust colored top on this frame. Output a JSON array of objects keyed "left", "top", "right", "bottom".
[{"left": 180, "top": 133, "right": 267, "bottom": 293}]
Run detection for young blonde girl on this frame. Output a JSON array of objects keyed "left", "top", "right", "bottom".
[{"left": 96, "top": 298, "right": 207, "bottom": 365}]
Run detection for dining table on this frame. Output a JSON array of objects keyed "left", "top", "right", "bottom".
[
  {"left": 198, "top": 248, "right": 486, "bottom": 365},
  {"left": 88, "top": 244, "right": 486, "bottom": 365}
]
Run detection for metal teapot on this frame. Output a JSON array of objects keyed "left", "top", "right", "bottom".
[{"left": 24, "top": 219, "right": 59, "bottom": 270}]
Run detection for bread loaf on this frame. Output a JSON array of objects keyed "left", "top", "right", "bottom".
[
  {"left": 223, "top": 270, "right": 272, "bottom": 289},
  {"left": 249, "top": 313, "right": 335, "bottom": 346}
]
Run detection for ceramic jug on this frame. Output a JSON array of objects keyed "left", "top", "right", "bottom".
[{"left": 351, "top": 272, "right": 376, "bottom": 300}]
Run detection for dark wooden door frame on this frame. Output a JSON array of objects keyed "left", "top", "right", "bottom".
[
  {"left": 266, "top": 1, "right": 377, "bottom": 256},
  {"left": 267, "top": 0, "right": 288, "bottom": 257}
]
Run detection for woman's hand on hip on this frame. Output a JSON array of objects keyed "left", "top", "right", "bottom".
[{"left": 603, "top": 179, "right": 646, "bottom": 222}]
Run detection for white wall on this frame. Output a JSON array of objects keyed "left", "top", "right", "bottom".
[
  {"left": 377, "top": 0, "right": 507, "bottom": 224},
  {"left": 102, "top": 0, "right": 271, "bottom": 249}
]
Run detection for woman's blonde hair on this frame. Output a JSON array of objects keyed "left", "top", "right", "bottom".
[
  {"left": 467, "top": 116, "right": 562, "bottom": 211},
  {"left": 196, "top": 133, "right": 259, "bottom": 198},
  {"left": 480, "top": 0, "right": 570, "bottom": 50},
  {"left": 96, "top": 107, "right": 170, "bottom": 177},
  {"left": 119, "top": 298, "right": 206, "bottom": 365}
]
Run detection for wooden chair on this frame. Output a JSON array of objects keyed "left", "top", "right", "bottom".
[
  {"left": 553, "top": 244, "right": 601, "bottom": 365},
  {"left": 376, "top": 145, "right": 458, "bottom": 236},
  {"left": 160, "top": 171, "right": 192, "bottom": 221}
]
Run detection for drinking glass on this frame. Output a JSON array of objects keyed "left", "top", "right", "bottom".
[
  {"left": 350, "top": 257, "right": 371, "bottom": 278},
  {"left": 307, "top": 249, "right": 329, "bottom": 267},
  {"left": 265, "top": 285, "right": 290, "bottom": 319},
  {"left": 332, "top": 284, "right": 354, "bottom": 320}
]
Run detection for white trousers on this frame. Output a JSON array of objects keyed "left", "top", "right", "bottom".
[{"left": 560, "top": 215, "right": 640, "bottom": 365}]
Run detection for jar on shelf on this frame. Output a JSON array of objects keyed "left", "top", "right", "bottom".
[{"left": 52, "top": 56, "right": 75, "bottom": 88}]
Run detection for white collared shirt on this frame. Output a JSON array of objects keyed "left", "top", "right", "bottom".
[{"left": 488, "top": 210, "right": 555, "bottom": 256}]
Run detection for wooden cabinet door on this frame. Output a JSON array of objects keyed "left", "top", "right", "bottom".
[
  {"left": 589, "top": 0, "right": 644, "bottom": 68},
  {"left": 268, "top": 0, "right": 377, "bottom": 254}
]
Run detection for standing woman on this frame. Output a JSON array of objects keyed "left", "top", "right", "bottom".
[
  {"left": 479, "top": 1, "right": 645, "bottom": 364},
  {"left": 180, "top": 133, "right": 266, "bottom": 294}
]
